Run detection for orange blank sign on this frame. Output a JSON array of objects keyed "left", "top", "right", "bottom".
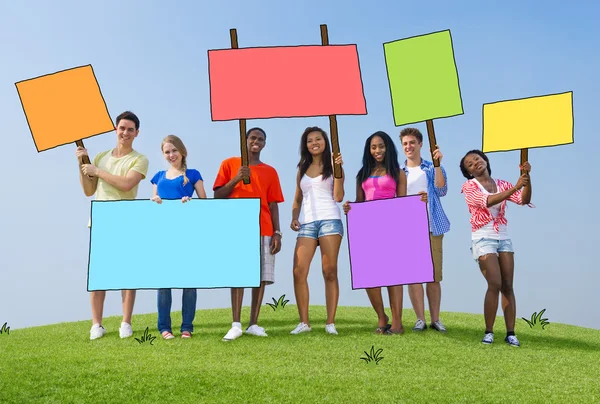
[
  {"left": 208, "top": 45, "right": 367, "bottom": 121},
  {"left": 16, "top": 65, "right": 114, "bottom": 152}
]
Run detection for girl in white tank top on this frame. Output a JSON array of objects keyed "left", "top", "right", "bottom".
[{"left": 290, "top": 127, "right": 345, "bottom": 336}]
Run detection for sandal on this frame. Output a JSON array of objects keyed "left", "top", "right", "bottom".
[
  {"left": 162, "top": 331, "right": 175, "bottom": 340},
  {"left": 387, "top": 328, "right": 405, "bottom": 335},
  {"left": 181, "top": 331, "right": 192, "bottom": 339},
  {"left": 374, "top": 327, "right": 393, "bottom": 335}
]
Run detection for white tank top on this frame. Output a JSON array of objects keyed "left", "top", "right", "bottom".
[{"left": 299, "top": 174, "right": 341, "bottom": 224}]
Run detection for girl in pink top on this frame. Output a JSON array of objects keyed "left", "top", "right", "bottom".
[
  {"left": 460, "top": 149, "right": 533, "bottom": 347},
  {"left": 343, "top": 131, "right": 407, "bottom": 334}
]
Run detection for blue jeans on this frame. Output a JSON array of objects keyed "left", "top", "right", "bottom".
[{"left": 157, "top": 288, "right": 197, "bottom": 333}]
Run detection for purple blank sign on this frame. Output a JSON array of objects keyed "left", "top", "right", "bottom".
[{"left": 346, "top": 195, "right": 434, "bottom": 289}]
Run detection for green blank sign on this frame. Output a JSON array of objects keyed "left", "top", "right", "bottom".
[{"left": 384, "top": 30, "right": 463, "bottom": 126}]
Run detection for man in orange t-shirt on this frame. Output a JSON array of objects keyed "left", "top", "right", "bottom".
[{"left": 213, "top": 127, "right": 284, "bottom": 341}]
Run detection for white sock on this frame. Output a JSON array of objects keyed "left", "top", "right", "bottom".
[{"left": 232, "top": 322, "right": 242, "bottom": 330}]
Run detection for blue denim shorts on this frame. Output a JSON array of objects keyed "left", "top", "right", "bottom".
[
  {"left": 470, "top": 238, "right": 514, "bottom": 262},
  {"left": 298, "top": 219, "right": 344, "bottom": 240}
]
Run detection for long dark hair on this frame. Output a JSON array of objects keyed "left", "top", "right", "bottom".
[
  {"left": 297, "top": 126, "right": 333, "bottom": 180},
  {"left": 356, "top": 131, "right": 400, "bottom": 185},
  {"left": 459, "top": 149, "right": 492, "bottom": 179}
]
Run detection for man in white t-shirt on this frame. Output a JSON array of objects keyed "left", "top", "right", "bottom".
[
  {"left": 399, "top": 128, "right": 451, "bottom": 333},
  {"left": 76, "top": 111, "right": 149, "bottom": 341}
]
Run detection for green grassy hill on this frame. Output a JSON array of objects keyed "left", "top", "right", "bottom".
[{"left": 1, "top": 305, "right": 599, "bottom": 403}]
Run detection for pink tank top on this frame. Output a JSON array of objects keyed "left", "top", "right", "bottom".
[{"left": 362, "top": 174, "right": 396, "bottom": 201}]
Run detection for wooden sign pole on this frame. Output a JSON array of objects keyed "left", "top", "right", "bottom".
[
  {"left": 520, "top": 148, "right": 528, "bottom": 176},
  {"left": 425, "top": 120, "right": 440, "bottom": 167},
  {"left": 230, "top": 28, "right": 251, "bottom": 185},
  {"left": 320, "top": 24, "right": 343, "bottom": 179},
  {"left": 75, "top": 140, "right": 91, "bottom": 165}
]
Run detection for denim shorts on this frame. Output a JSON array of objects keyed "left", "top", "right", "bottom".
[
  {"left": 470, "top": 238, "right": 514, "bottom": 262},
  {"left": 298, "top": 219, "right": 344, "bottom": 240}
]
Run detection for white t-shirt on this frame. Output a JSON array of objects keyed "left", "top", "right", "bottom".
[
  {"left": 471, "top": 178, "right": 509, "bottom": 240},
  {"left": 406, "top": 165, "right": 429, "bottom": 196},
  {"left": 299, "top": 174, "right": 341, "bottom": 224}
]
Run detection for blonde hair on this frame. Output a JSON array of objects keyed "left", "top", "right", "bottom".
[{"left": 161, "top": 135, "right": 189, "bottom": 185}]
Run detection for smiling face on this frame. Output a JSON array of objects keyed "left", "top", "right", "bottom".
[
  {"left": 247, "top": 129, "right": 266, "bottom": 153},
  {"left": 370, "top": 135, "right": 386, "bottom": 163},
  {"left": 401, "top": 134, "right": 422, "bottom": 159},
  {"left": 115, "top": 118, "right": 138, "bottom": 147},
  {"left": 306, "top": 131, "right": 326, "bottom": 156},
  {"left": 162, "top": 142, "right": 182, "bottom": 169},
  {"left": 463, "top": 153, "right": 488, "bottom": 177}
]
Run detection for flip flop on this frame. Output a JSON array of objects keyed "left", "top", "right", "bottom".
[{"left": 374, "top": 327, "right": 392, "bottom": 335}]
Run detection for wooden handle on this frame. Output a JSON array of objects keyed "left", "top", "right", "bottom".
[
  {"left": 425, "top": 120, "right": 439, "bottom": 167},
  {"left": 321, "top": 24, "right": 342, "bottom": 179},
  {"left": 230, "top": 28, "right": 251, "bottom": 185},
  {"left": 329, "top": 116, "right": 342, "bottom": 179},
  {"left": 75, "top": 140, "right": 91, "bottom": 165},
  {"left": 520, "top": 148, "right": 528, "bottom": 176}
]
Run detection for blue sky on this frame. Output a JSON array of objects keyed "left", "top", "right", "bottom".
[{"left": 1, "top": 0, "right": 598, "bottom": 331}]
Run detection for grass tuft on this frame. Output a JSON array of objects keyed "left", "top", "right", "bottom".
[{"left": 522, "top": 308, "right": 551, "bottom": 329}]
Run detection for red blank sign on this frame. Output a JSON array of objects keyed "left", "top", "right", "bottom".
[{"left": 208, "top": 45, "right": 367, "bottom": 121}]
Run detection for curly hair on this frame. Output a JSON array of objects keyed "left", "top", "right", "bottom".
[{"left": 459, "top": 149, "right": 492, "bottom": 179}]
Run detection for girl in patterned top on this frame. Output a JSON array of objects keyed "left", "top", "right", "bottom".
[
  {"left": 343, "top": 131, "right": 407, "bottom": 335},
  {"left": 460, "top": 149, "right": 533, "bottom": 347}
]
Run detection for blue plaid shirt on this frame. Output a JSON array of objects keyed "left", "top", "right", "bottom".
[{"left": 401, "top": 159, "right": 451, "bottom": 236}]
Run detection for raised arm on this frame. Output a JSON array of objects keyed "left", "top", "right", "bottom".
[
  {"left": 333, "top": 152, "right": 345, "bottom": 203},
  {"left": 96, "top": 169, "right": 144, "bottom": 193},
  {"left": 214, "top": 166, "right": 248, "bottom": 199},
  {"left": 76, "top": 147, "right": 98, "bottom": 197}
]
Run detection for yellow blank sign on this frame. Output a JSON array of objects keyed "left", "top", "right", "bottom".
[{"left": 483, "top": 92, "right": 573, "bottom": 153}]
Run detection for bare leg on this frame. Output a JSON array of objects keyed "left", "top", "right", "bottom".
[
  {"left": 498, "top": 252, "right": 516, "bottom": 332},
  {"left": 479, "top": 254, "right": 502, "bottom": 332},
  {"left": 319, "top": 235, "right": 342, "bottom": 324},
  {"left": 426, "top": 282, "right": 442, "bottom": 323},
  {"left": 428, "top": 233, "right": 443, "bottom": 323},
  {"left": 365, "top": 288, "right": 388, "bottom": 328},
  {"left": 121, "top": 290, "right": 136, "bottom": 324},
  {"left": 249, "top": 282, "right": 266, "bottom": 326},
  {"left": 231, "top": 288, "right": 244, "bottom": 323},
  {"left": 408, "top": 284, "right": 425, "bottom": 321},
  {"left": 292, "top": 237, "right": 319, "bottom": 325},
  {"left": 387, "top": 285, "right": 404, "bottom": 332},
  {"left": 90, "top": 291, "right": 106, "bottom": 325}
]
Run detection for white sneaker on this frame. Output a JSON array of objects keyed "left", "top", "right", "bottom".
[
  {"left": 482, "top": 332, "right": 494, "bottom": 344},
  {"left": 119, "top": 322, "right": 133, "bottom": 339},
  {"left": 90, "top": 324, "right": 106, "bottom": 340},
  {"left": 222, "top": 323, "right": 243, "bottom": 341},
  {"left": 246, "top": 324, "right": 268, "bottom": 337},
  {"left": 290, "top": 322, "right": 312, "bottom": 334},
  {"left": 325, "top": 323, "right": 338, "bottom": 335}
]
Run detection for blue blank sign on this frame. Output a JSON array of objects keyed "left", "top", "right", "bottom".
[{"left": 87, "top": 198, "right": 261, "bottom": 291}]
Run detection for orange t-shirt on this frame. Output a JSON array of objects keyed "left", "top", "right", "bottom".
[{"left": 213, "top": 157, "right": 284, "bottom": 236}]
